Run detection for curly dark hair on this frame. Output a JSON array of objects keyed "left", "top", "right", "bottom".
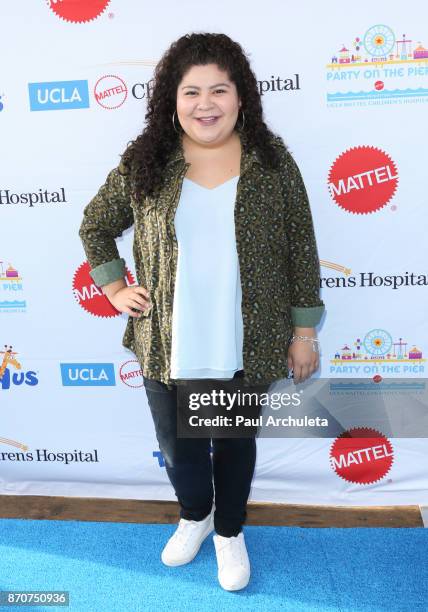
[{"left": 120, "top": 32, "right": 283, "bottom": 200}]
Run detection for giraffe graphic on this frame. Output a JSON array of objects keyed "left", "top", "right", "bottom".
[{"left": 0, "top": 345, "right": 21, "bottom": 381}]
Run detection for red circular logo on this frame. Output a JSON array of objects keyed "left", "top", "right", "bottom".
[
  {"left": 330, "top": 427, "right": 394, "bottom": 484},
  {"left": 328, "top": 146, "right": 398, "bottom": 214},
  {"left": 94, "top": 75, "right": 128, "bottom": 110},
  {"left": 374, "top": 80, "right": 384, "bottom": 90},
  {"left": 119, "top": 360, "right": 144, "bottom": 388},
  {"left": 47, "top": 0, "right": 111, "bottom": 23},
  {"left": 72, "top": 261, "right": 135, "bottom": 318}
]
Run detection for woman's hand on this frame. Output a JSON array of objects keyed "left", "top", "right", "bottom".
[
  {"left": 106, "top": 284, "right": 152, "bottom": 318},
  {"left": 287, "top": 328, "right": 320, "bottom": 384},
  {"left": 100, "top": 278, "right": 152, "bottom": 317}
]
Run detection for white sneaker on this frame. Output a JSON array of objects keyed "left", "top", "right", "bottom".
[
  {"left": 213, "top": 531, "right": 251, "bottom": 591},
  {"left": 161, "top": 510, "right": 214, "bottom": 566}
]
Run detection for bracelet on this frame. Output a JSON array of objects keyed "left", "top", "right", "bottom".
[{"left": 289, "top": 335, "right": 320, "bottom": 353}]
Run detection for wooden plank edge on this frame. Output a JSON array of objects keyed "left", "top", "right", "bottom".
[{"left": 0, "top": 496, "right": 423, "bottom": 527}]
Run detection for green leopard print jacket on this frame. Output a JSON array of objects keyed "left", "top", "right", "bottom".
[{"left": 79, "top": 129, "right": 325, "bottom": 388}]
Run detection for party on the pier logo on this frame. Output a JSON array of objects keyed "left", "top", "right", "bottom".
[
  {"left": 0, "top": 261, "right": 26, "bottom": 313},
  {"left": 328, "top": 146, "right": 398, "bottom": 214},
  {"left": 326, "top": 24, "right": 428, "bottom": 107},
  {"left": 72, "top": 261, "right": 135, "bottom": 317},
  {"left": 330, "top": 427, "right": 394, "bottom": 484},
  {"left": 47, "top": 0, "right": 111, "bottom": 24},
  {"left": 0, "top": 346, "right": 39, "bottom": 390},
  {"left": 330, "top": 329, "right": 425, "bottom": 375}
]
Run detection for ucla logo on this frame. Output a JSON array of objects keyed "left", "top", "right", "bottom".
[
  {"left": 0, "top": 345, "right": 38, "bottom": 390},
  {"left": 60, "top": 363, "right": 116, "bottom": 386},
  {"left": 28, "top": 80, "right": 90, "bottom": 111}
]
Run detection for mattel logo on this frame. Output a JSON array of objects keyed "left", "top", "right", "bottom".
[
  {"left": 28, "top": 80, "right": 90, "bottom": 111},
  {"left": 60, "top": 363, "right": 116, "bottom": 386}
]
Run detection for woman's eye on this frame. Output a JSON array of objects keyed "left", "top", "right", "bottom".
[{"left": 184, "top": 89, "right": 226, "bottom": 96}]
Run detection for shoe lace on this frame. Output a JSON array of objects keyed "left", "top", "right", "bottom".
[
  {"left": 218, "top": 536, "right": 245, "bottom": 567},
  {"left": 172, "top": 519, "right": 201, "bottom": 545}
]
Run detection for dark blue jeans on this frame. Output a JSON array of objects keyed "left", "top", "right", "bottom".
[{"left": 143, "top": 370, "right": 270, "bottom": 537}]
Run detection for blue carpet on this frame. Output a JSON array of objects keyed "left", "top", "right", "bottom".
[{"left": 0, "top": 519, "right": 427, "bottom": 611}]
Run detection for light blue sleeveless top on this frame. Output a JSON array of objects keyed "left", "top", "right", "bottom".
[{"left": 170, "top": 175, "right": 244, "bottom": 380}]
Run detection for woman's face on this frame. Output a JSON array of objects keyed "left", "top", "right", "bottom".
[{"left": 176, "top": 63, "right": 241, "bottom": 146}]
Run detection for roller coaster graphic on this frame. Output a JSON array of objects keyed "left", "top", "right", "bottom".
[
  {"left": 328, "top": 23, "right": 428, "bottom": 67},
  {"left": 332, "top": 329, "right": 425, "bottom": 363}
]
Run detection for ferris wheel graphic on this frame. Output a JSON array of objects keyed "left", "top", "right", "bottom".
[
  {"left": 363, "top": 329, "right": 393, "bottom": 356},
  {"left": 363, "top": 24, "right": 396, "bottom": 57}
]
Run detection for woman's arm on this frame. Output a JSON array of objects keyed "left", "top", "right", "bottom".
[
  {"left": 78, "top": 162, "right": 134, "bottom": 287},
  {"left": 78, "top": 163, "right": 152, "bottom": 317},
  {"left": 277, "top": 140, "right": 325, "bottom": 381},
  {"left": 279, "top": 144, "right": 325, "bottom": 328}
]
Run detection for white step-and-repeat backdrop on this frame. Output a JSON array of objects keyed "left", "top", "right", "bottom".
[{"left": 1, "top": 1, "right": 427, "bottom": 505}]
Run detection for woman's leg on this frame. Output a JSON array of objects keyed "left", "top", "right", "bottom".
[
  {"left": 212, "top": 437, "right": 257, "bottom": 537},
  {"left": 212, "top": 381, "right": 270, "bottom": 537},
  {"left": 143, "top": 376, "right": 213, "bottom": 521}
]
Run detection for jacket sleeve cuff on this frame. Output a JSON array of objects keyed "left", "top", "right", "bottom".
[
  {"left": 89, "top": 258, "right": 126, "bottom": 287},
  {"left": 291, "top": 305, "right": 325, "bottom": 327}
]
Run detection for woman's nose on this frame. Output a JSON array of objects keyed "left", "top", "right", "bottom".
[{"left": 197, "top": 93, "right": 214, "bottom": 108}]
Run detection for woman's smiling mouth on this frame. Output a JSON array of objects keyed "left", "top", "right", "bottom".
[{"left": 195, "top": 116, "right": 220, "bottom": 125}]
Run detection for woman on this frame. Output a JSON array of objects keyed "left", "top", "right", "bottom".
[{"left": 79, "top": 32, "right": 325, "bottom": 591}]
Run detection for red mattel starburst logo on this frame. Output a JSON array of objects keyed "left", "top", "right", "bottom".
[
  {"left": 328, "top": 146, "right": 398, "bottom": 214},
  {"left": 330, "top": 426, "right": 394, "bottom": 484},
  {"left": 47, "top": 0, "right": 111, "bottom": 24},
  {"left": 72, "top": 261, "right": 135, "bottom": 318}
]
